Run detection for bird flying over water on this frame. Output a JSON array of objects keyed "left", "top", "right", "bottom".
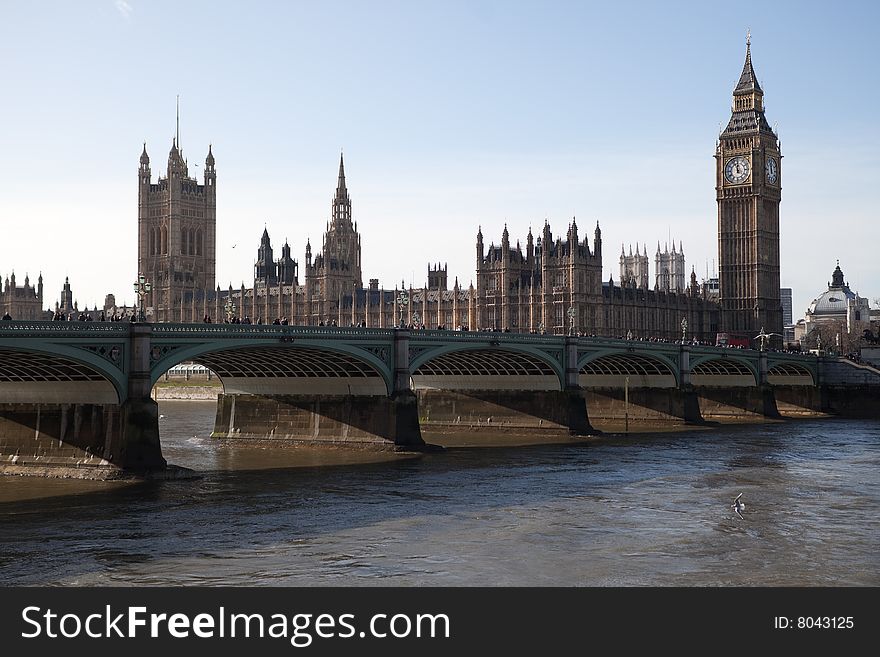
[{"left": 731, "top": 493, "right": 745, "bottom": 519}]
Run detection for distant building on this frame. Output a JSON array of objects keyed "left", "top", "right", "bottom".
[
  {"left": 780, "top": 288, "right": 793, "bottom": 325},
  {"left": 619, "top": 244, "right": 649, "bottom": 289},
  {"left": 800, "top": 262, "right": 871, "bottom": 349},
  {"left": 780, "top": 287, "right": 794, "bottom": 342},
  {"left": 655, "top": 241, "right": 686, "bottom": 292},
  {"left": 702, "top": 277, "right": 720, "bottom": 302},
  {"left": 0, "top": 272, "right": 43, "bottom": 320}
]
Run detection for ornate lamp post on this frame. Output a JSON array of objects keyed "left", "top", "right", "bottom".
[
  {"left": 537, "top": 321, "right": 544, "bottom": 335},
  {"left": 567, "top": 306, "right": 576, "bottom": 336},
  {"left": 680, "top": 317, "right": 688, "bottom": 343},
  {"left": 412, "top": 312, "right": 421, "bottom": 329},
  {"left": 133, "top": 274, "right": 152, "bottom": 323},
  {"left": 224, "top": 298, "right": 237, "bottom": 323},
  {"left": 396, "top": 291, "right": 408, "bottom": 327}
]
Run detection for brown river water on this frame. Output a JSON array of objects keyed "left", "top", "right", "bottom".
[{"left": 0, "top": 400, "right": 877, "bottom": 585}]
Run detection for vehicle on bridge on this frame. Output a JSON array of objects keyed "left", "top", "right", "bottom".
[{"left": 715, "top": 332, "right": 750, "bottom": 348}]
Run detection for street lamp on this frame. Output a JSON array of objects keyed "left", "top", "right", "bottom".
[
  {"left": 396, "top": 291, "right": 408, "bottom": 327},
  {"left": 680, "top": 317, "right": 688, "bottom": 343},
  {"left": 133, "top": 274, "right": 151, "bottom": 323},
  {"left": 567, "top": 306, "right": 576, "bottom": 336},
  {"left": 224, "top": 298, "right": 237, "bottom": 323},
  {"left": 538, "top": 321, "right": 545, "bottom": 335},
  {"left": 412, "top": 312, "right": 421, "bottom": 329}
]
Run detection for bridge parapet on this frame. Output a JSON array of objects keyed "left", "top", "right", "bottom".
[
  {"left": 0, "top": 321, "right": 130, "bottom": 337},
  {"left": 150, "top": 323, "right": 396, "bottom": 339}
]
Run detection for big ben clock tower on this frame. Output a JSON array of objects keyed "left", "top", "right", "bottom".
[{"left": 716, "top": 35, "right": 783, "bottom": 342}]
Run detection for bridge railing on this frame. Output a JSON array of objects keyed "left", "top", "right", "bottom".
[
  {"left": 412, "top": 329, "right": 563, "bottom": 344},
  {"left": 0, "top": 320, "right": 130, "bottom": 337},
  {"left": 150, "top": 323, "right": 395, "bottom": 339}
]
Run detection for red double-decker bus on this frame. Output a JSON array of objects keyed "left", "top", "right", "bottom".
[{"left": 715, "top": 332, "right": 751, "bottom": 348}]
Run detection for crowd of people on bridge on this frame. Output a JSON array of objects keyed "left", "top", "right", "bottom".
[{"left": 46, "top": 309, "right": 135, "bottom": 322}]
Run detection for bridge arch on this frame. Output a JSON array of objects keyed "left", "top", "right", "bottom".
[
  {"left": 149, "top": 340, "right": 393, "bottom": 396},
  {"left": 410, "top": 345, "right": 564, "bottom": 391},
  {"left": 577, "top": 351, "right": 678, "bottom": 388},
  {"left": 767, "top": 362, "right": 814, "bottom": 386},
  {"left": 690, "top": 356, "right": 757, "bottom": 387},
  {"left": 0, "top": 344, "right": 125, "bottom": 403},
  {"left": 578, "top": 349, "right": 678, "bottom": 388}
]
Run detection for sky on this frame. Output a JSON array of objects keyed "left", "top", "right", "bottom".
[{"left": 0, "top": 0, "right": 878, "bottom": 318}]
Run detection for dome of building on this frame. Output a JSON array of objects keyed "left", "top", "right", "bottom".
[
  {"left": 806, "top": 263, "right": 861, "bottom": 317},
  {"left": 808, "top": 287, "right": 855, "bottom": 316}
]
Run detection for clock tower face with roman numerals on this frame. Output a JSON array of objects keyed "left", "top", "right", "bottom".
[{"left": 715, "top": 36, "right": 783, "bottom": 342}]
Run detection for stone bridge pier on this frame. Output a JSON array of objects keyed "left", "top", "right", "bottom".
[{"left": 114, "top": 325, "right": 167, "bottom": 470}]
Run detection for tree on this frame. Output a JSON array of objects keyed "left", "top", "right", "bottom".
[{"left": 802, "top": 321, "right": 866, "bottom": 355}]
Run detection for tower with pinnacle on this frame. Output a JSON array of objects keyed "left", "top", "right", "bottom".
[
  {"left": 304, "top": 153, "right": 363, "bottom": 321},
  {"left": 716, "top": 35, "right": 782, "bottom": 339},
  {"left": 137, "top": 108, "right": 216, "bottom": 322}
]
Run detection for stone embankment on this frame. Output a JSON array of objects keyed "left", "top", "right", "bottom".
[{"left": 152, "top": 384, "right": 220, "bottom": 400}]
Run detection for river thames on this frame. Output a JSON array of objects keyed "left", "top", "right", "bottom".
[{"left": 0, "top": 401, "right": 877, "bottom": 586}]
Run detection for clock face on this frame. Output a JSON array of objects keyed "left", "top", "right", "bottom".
[
  {"left": 724, "top": 156, "right": 750, "bottom": 184},
  {"left": 765, "top": 156, "right": 778, "bottom": 184}
]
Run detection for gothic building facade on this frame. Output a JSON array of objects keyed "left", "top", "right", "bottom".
[
  {"left": 474, "top": 221, "right": 717, "bottom": 340},
  {"left": 619, "top": 241, "right": 688, "bottom": 293},
  {"left": 138, "top": 134, "right": 216, "bottom": 323},
  {"left": 0, "top": 272, "right": 43, "bottom": 320},
  {"left": 620, "top": 244, "right": 649, "bottom": 289},
  {"left": 655, "top": 242, "right": 686, "bottom": 293},
  {"left": 138, "top": 40, "right": 777, "bottom": 347},
  {"left": 243, "top": 156, "right": 473, "bottom": 328}
]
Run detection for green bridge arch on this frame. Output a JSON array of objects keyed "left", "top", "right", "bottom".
[
  {"left": 0, "top": 339, "right": 128, "bottom": 403},
  {"left": 409, "top": 343, "right": 566, "bottom": 390},
  {"left": 148, "top": 339, "right": 395, "bottom": 395}
]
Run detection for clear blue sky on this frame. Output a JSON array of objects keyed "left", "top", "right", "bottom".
[{"left": 1, "top": 0, "right": 878, "bottom": 318}]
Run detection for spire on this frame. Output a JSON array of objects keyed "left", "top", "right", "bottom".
[
  {"left": 206, "top": 143, "right": 214, "bottom": 166},
  {"left": 734, "top": 33, "right": 763, "bottom": 95},
  {"left": 336, "top": 151, "right": 347, "bottom": 195},
  {"left": 140, "top": 142, "right": 149, "bottom": 165}
]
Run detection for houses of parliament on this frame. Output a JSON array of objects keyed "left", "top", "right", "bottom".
[{"left": 132, "top": 39, "right": 783, "bottom": 343}]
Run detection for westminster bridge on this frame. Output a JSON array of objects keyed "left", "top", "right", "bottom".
[{"left": 0, "top": 322, "right": 877, "bottom": 476}]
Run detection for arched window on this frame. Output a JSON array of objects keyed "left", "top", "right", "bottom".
[
  {"left": 196, "top": 229, "right": 203, "bottom": 256},
  {"left": 149, "top": 229, "right": 156, "bottom": 255},
  {"left": 188, "top": 229, "right": 195, "bottom": 255},
  {"left": 161, "top": 226, "right": 168, "bottom": 254}
]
